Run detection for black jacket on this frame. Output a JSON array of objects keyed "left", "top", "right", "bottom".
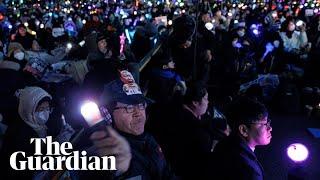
[
  {"left": 117, "top": 131, "right": 176, "bottom": 180},
  {"left": 163, "top": 106, "right": 214, "bottom": 179},
  {"left": 213, "top": 134, "right": 265, "bottom": 180}
]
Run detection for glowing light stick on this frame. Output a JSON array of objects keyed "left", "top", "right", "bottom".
[
  {"left": 287, "top": 143, "right": 309, "bottom": 163},
  {"left": 81, "top": 101, "right": 104, "bottom": 127},
  {"left": 119, "top": 33, "right": 126, "bottom": 54}
]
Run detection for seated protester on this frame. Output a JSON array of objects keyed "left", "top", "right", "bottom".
[
  {"left": 279, "top": 18, "right": 308, "bottom": 55},
  {"left": 25, "top": 40, "right": 68, "bottom": 65},
  {"left": 213, "top": 97, "right": 272, "bottom": 180},
  {"left": 0, "top": 86, "right": 75, "bottom": 179},
  {"left": 13, "top": 24, "right": 36, "bottom": 50},
  {"left": 162, "top": 82, "right": 214, "bottom": 179},
  {"left": 279, "top": 18, "right": 309, "bottom": 65},
  {"left": 99, "top": 71, "right": 175, "bottom": 180},
  {"left": 7, "top": 42, "right": 27, "bottom": 67},
  {"left": 147, "top": 52, "right": 186, "bottom": 105}
]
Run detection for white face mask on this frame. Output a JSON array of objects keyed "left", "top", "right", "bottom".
[
  {"left": 237, "top": 31, "right": 245, "bottom": 37},
  {"left": 34, "top": 110, "right": 50, "bottom": 124},
  {"left": 14, "top": 52, "right": 25, "bottom": 61}
]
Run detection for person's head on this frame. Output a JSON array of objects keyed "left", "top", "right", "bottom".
[
  {"left": 154, "top": 52, "right": 175, "bottom": 69},
  {"left": 287, "top": 20, "right": 295, "bottom": 32},
  {"left": 13, "top": 49, "right": 25, "bottom": 61},
  {"left": 201, "top": 13, "right": 211, "bottom": 23},
  {"left": 227, "top": 97, "right": 272, "bottom": 150},
  {"left": 100, "top": 71, "right": 151, "bottom": 136},
  {"left": 173, "top": 15, "right": 195, "bottom": 49},
  {"left": 34, "top": 97, "right": 52, "bottom": 125},
  {"left": 8, "top": 42, "right": 25, "bottom": 59},
  {"left": 92, "top": 14, "right": 99, "bottom": 22},
  {"left": 18, "top": 24, "right": 27, "bottom": 36},
  {"left": 215, "top": 10, "right": 222, "bottom": 18},
  {"left": 96, "top": 33, "right": 108, "bottom": 54},
  {"left": 17, "top": 87, "right": 52, "bottom": 128},
  {"left": 237, "top": 27, "right": 246, "bottom": 37},
  {"left": 183, "top": 82, "right": 209, "bottom": 119}
]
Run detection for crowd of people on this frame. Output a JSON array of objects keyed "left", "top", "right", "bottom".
[{"left": 0, "top": 0, "right": 319, "bottom": 179}]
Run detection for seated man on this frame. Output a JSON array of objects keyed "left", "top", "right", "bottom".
[
  {"left": 213, "top": 97, "right": 272, "bottom": 180},
  {"left": 99, "top": 70, "right": 175, "bottom": 179}
]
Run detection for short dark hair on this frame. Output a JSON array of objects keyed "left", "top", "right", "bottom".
[
  {"left": 183, "top": 82, "right": 207, "bottom": 105},
  {"left": 226, "top": 97, "right": 268, "bottom": 131}
]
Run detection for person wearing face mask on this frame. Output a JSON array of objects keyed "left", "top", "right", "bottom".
[{"left": 0, "top": 86, "right": 74, "bottom": 179}]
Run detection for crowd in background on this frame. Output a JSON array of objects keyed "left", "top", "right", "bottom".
[{"left": 0, "top": 0, "right": 319, "bottom": 179}]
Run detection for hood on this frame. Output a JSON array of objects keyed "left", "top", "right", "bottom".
[{"left": 17, "top": 86, "right": 52, "bottom": 137}]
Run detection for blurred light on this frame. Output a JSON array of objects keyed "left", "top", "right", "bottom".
[
  {"left": 272, "top": 12, "right": 278, "bottom": 18},
  {"left": 24, "top": 22, "right": 29, "bottom": 27},
  {"left": 234, "top": 20, "right": 238, "bottom": 24},
  {"left": 228, "top": 12, "right": 233, "bottom": 17},
  {"left": 251, "top": 24, "right": 257, "bottom": 29},
  {"left": 79, "top": 40, "right": 85, "bottom": 47},
  {"left": 40, "top": 24, "right": 44, "bottom": 29},
  {"left": 134, "top": 11, "right": 137, "bottom": 15},
  {"left": 168, "top": 20, "right": 173, "bottom": 25},
  {"left": 67, "top": 43, "right": 73, "bottom": 49},
  {"left": 80, "top": 101, "right": 103, "bottom": 127},
  {"left": 205, "top": 22, "right": 214, "bottom": 30},
  {"left": 147, "top": 1, "right": 152, "bottom": 6},
  {"left": 82, "top": 19, "right": 86, "bottom": 24},
  {"left": 304, "top": 3, "right": 308, "bottom": 7},
  {"left": 31, "top": 31, "right": 36, "bottom": 35},
  {"left": 35, "top": 20, "right": 40, "bottom": 26},
  {"left": 296, "top": 20, "right": 303, "bottom": 26},
  {"left": 287, "top": 143, "right": 309, "bottom": 163},
  {"left": 8, "top": 24, "right": 12, "bottom": 29},
  {"left": 253, "top": 29, "right": 259, "bottom": 35}
]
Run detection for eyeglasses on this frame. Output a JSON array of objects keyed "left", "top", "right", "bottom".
[
  {"left": 248, "top": 119, "right": 272, "bottom": 128},
  {"left": 114, "top": 103, "right": 146, "bottom": 113}
]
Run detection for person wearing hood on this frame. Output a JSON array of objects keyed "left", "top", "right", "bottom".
[
  {"left": 13, "top": 24, "right": 36, "bottom": 50},
  {"left": 0, "top": 86, "right": 74, "bottom": 179}
]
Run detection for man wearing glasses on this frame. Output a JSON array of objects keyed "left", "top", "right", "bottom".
[
  {"left": 213, "top": 97, "right": 272, "bottom": 180},
  {"left": 98, "top": 71, "right": 175, "bottom": 179}
]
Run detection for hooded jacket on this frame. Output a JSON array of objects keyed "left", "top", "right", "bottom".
[
  {"left": 17, "top": 86, "right": 52, "bottom": 138},
  {"left": 0, "top": 87, "right": 52, "bottom": 179}
]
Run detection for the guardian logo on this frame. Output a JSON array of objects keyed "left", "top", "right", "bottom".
[{"left": 10, "top": 136, "right": 116, "bottom": 171}]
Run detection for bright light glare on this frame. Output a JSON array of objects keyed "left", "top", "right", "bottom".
[
  {"left": 287, "top": 143, "right": 309, "bottom": 163},
  {"left": 81, "top": 101, "right": 103, "bottom": 127}
]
